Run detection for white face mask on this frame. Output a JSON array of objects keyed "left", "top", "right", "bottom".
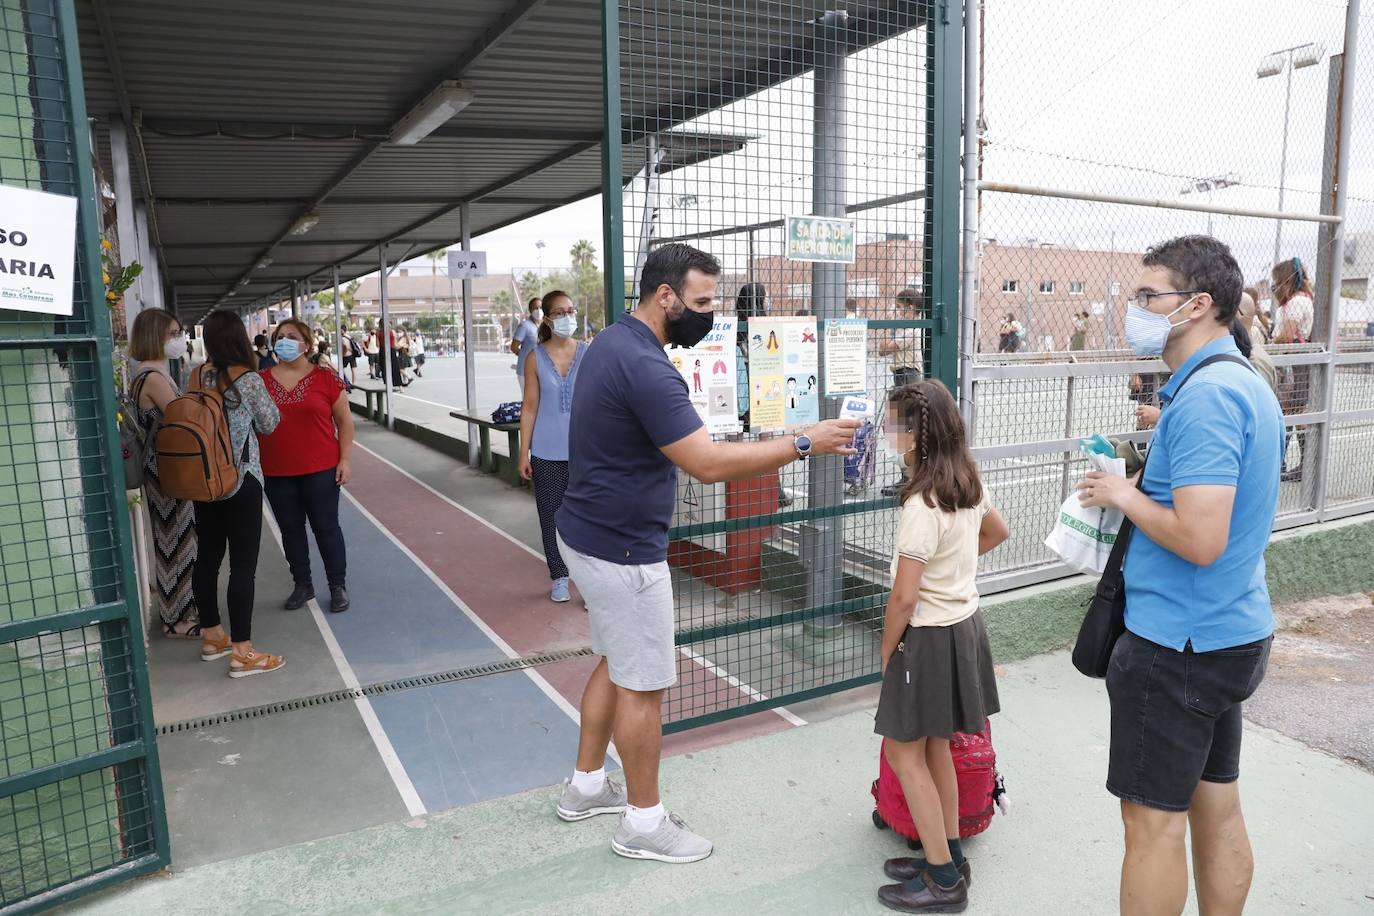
[
  {"left": 1124, "top": 295, "right": 1198, "bottom": 356},
  {"left": 531, "top": 309, "right": 544, "bottom": 322},
  {"left": 884, "top": 433, "right": 913, "bottom": 466},
  {"left": 164, "top": 336, "right": 188, "bottom": 361},
  {"left": 552, "top": 315, "right": 578, "bottom": 338}
]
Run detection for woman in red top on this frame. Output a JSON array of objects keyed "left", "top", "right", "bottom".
[{"left": 259, "top": 319, "right": 355, "bottom": 613}]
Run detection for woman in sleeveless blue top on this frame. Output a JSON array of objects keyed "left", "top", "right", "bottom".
[{"left": 517, "top": 290, "right": 589, "bottom": 603}]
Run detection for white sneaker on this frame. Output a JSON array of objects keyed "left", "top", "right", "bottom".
[{"left": 610, "top": 812, "right": 713, "bottom": 864}]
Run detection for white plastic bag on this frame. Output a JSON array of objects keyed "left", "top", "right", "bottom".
[{"left": 1044, "top": 451, "right": 1127, "bottom": 574}]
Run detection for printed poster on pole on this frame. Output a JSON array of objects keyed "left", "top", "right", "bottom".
[
  {"left": 747, "top": 315, "right": 819, "bottom": 433},
  {"left": 665, "top": 315, "right": 739, "bottom": 436},
  {"left": 823, "top": 318, "right": 868, "bottom": 396}
]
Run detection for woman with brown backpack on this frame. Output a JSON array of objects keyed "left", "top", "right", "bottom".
[
  {"left": 184, "top": 311, "right": 284, "bottom": 678},
  {"left": 128, "top": 307, "right": 200, "bottom": 639}
]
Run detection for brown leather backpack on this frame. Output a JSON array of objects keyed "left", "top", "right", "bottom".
[{"left": 154, "top": 365, "right": 249, "bottom": 501}]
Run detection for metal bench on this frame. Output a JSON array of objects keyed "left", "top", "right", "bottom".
[
  {"left": 450, "top": 410, "right": 522, "bottom": 486},
  {"left": 351, "top": 382, "right": 388, "bottom": 424}
]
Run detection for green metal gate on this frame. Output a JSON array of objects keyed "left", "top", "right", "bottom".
[
  {"left": 600, "top": 0, "right": 963, "bottom": 730},
  {"left": 1, "top": 0, "right": 169, "bottom": 909}
]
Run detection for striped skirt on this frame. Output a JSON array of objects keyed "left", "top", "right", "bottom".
[{"left": 143, "top": 459, "right": 198, "bottom": 628}]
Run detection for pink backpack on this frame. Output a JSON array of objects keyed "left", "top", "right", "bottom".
[{"left": 871, "top": 721, "right": 1007, "bottom": 842}]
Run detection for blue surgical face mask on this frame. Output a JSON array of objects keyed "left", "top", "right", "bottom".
[
  {"left": 273, "top": 337, "right": 302, "bottom": 362},
  {"left": 552, "top": 315, "right": 578, "bottom": 338},
  {"left": 1123, "top": 296, "right": 1198, "bottom": 356}
]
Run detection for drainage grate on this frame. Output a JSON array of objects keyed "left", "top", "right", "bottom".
[{"left": 155, "top": 646, "right": 594, "bottom": 735}]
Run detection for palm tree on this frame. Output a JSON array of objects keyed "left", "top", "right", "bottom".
[{"left": 425, "top": 248, "right": 446, "bottom": 333}]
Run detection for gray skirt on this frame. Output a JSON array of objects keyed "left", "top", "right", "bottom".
[{"left": 875, "top": 610, "right": 1001, "bottom": 741}]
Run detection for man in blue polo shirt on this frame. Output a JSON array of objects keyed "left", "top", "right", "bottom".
[
  {"left": 1079, "top": 235, "right": 1283, "bottom": 916},
  {"left": 552, "top": 243, "right": 859, "bottom": 864}
]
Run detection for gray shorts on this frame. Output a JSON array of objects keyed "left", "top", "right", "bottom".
[{"left": 556, "top": 532, "right": 677, "bottom": 692}]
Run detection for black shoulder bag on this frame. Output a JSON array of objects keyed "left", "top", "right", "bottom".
[{"left": 1072, "top": 353, "right": 1252, "bottom": 678}]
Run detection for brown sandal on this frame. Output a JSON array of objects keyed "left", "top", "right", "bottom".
[
  {"left": 228, "top": 649, "right": 285, "bottom": 679},
  {"left": 201, "top": 631, "right": 233, "bottom": 661}
]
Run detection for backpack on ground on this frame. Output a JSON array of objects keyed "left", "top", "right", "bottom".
[
  {"left": 155, "top": 365, "right": 249, "bottom": 502},
  {"left": 871, "top": 722, "right": 1008, "bottom": 844},
  {"left": 119, "top": 368, "right": 158, "bottom": 490}
]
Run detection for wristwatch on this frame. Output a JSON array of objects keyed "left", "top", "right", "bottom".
[{"left": 793, "top": 433, "right": 813, "bottom": 461}]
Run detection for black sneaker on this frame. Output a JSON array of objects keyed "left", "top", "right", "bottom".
[
  {"left": 329, "top": 586, "right": 350, "bottom": 613},
  {"left": 284, "top": 583, "right": 314, "bottom": 610}
]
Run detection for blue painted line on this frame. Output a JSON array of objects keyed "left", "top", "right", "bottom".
[
  {"left": 289, "top": 496, "right": 511, "bottom": 683},
  {"left": 282, "top": 494, "right": 605, "bottom": 810},
  {"left": 367, "top": 672, "right": 584, "bottom": 812}
]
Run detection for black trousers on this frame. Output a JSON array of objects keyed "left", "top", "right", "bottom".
[
  {"left": 265, "top": 468, "right": 347, "bottom": 591},
  {"left": 530, "top": 456, "right": 570, "bottom": 580},
  {"left": 193, "top": 474, "right": 264, "bottom": 642}
]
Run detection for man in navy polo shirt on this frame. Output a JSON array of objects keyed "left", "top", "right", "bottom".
[
  {"left": 1079, "top": 235, "right": 1283, "bottom": 916},
  {"left": 553, "top": 243, "right": 859, "bottom": 864}
]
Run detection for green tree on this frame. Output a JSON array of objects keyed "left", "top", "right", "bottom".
[
  {"left": 569, "top": 239, "right": 605, "bottom": 332},
  {"left": 516, "top": 271, "right": 542, "bottom": 307}
]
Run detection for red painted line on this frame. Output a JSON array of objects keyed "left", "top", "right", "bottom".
[{"left": 346, "top": 448, "right": 794, "bottom": 755}]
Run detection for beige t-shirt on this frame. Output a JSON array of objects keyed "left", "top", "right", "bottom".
[
  {"left": 1278, "top": 293, "right": 1314, "bottom": 341},
  {"left": 890, "top": 490, "right": 992, "bottom": 628}
]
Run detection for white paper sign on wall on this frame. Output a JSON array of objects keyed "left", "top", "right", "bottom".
[
  {"left": 447, "top": 250, "right": 488, "bottom": 279},
  {"left": 0, "top": 184, "right": 78, "bottom": 317}
]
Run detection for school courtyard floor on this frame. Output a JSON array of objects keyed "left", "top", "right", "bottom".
[{"left": 56, "top": 380, "right": 1374, "bottom": 916}]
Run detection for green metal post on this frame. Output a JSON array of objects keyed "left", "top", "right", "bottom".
[
  {"left": 55, "top": 0, "right": 170, "bottom": 871},
  {"left": 927, "top": 0, "right": 963, "bottom": 392},
  {"left": 600, "top": 0, "right": 626, "bottom": 323}
]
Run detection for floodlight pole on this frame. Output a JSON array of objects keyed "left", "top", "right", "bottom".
[
  {"left": 1275, "top": 52, "right": 1295, "bottom": 263},
  {"left": 331, "top": 263, "right": 342, "bottom": 376},
  {"left": 804, "top": 11, "right": 849, "bottom": 635}
]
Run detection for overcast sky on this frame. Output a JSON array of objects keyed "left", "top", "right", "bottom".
[{"left": 431, "top": 1, "right": 1372, "bottom": 293}]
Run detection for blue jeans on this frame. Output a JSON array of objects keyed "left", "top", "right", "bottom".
[{"left": 265, "top": 468, "right": 347, "bottom": 591}]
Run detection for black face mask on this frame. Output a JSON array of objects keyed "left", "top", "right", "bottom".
[{"left": 666, "top": 292, "right": 715, "bottom": 348}]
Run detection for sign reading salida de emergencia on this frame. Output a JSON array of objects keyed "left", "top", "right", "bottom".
[
  {"left": 0, "top": 184, "right": 78, "bottom": 317},
  {"left": 785, "top": 215, "right": 856, "bottom": 264}
]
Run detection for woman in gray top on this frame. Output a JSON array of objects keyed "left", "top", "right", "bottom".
[{"left": 192, "top": 311, "right": 284, "bottom": 678}]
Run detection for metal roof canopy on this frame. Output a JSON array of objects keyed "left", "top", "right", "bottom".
[{"left": 76, "top": 0, "right": 927, "bottom": 321}]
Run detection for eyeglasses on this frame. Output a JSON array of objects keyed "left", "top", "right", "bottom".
[{"left": 1130, "top": 289, "right": 1201, "bottom": 309}]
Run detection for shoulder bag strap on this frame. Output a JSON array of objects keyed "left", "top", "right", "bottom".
[{"left": 1102, "top": 352, "right": 1252, "bottom": 575}]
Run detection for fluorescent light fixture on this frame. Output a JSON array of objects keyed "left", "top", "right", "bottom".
[
  {"left": 1257, "top": 53, "right": 1285, "bottom": 78},
  {"left": 1294, "top": 43, "right": 1325, "bottom": 69},
  {"left": 255, "top": 256, "right": 273, "bottom": 270},
  {"left": 288, "top": 210, "right": 320, "bottom": 236},
  {"left": 237, "top": 276, "right": 250, "bottom": 287},
  {"left": 390, "top": 80, "right": 475, "bottom": 146}
]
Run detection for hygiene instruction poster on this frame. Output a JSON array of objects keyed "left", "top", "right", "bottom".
[
  {"left": 747, "top": 315, "right": 819, "bottom": 433},
  {"left": 665, "top": 315, "right": 739, "bottom": 436},
  {"left": 823, "top": 318, "right": 868, "bottom": 396}
]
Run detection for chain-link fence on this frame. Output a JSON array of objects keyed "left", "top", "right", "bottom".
[
  {"left": 609, "top": 0, "right": 957, "bottom": 729},
  {"left": 1, "top": 0, "right": 168, "bottom": 909},
  {"left": 967, "top": 0, "right": 1374, "bottom": 588}
]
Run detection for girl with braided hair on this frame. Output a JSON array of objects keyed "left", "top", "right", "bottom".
[{"left": 872, "top": 379, "right": 1009, "bottom": 913}]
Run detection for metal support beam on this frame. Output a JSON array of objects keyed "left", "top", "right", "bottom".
[
  {"left": 929, "top": 0, "right": 964, "bottom": 391},
  {"left": 461, "top": 203, "right": 479, "bottom": 466},
  {"left": 601, "top": 0, "right": 626, "bottom": 323},
  {"left": 1313, "top": 0, "right": 1361, "bottom": 519},
  {"left": 804, "top": 11, "right": 850, "bottom": 636},
  {"left": 958, "top": 0, "right": 982, "bottom": 427},
  {"left": 379, "top": 246, "right": 395, "bottom": 430},
  {"left": 107, "top": 119, "right": 145, "bottom": 316},
  {"left": 136, "top": 117, "right": 597, "bottom": 144}
]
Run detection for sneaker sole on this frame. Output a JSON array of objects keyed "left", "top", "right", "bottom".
[
  {"left": 551, "top": 595, "right": 571, "bottom": 603},
  {"left": 610, "top": 838, "right": 713, "bottom": 864},
  {"left": 556, "top": 803, "right": 625, "bottom": 822},
  {"left": 229, "top": 660, "right": 285, "bottom": 679}
]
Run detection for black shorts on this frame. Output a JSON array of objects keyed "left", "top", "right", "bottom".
[{"left": 1106, "top": 630, "right": 1271, "bottom": 811}]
